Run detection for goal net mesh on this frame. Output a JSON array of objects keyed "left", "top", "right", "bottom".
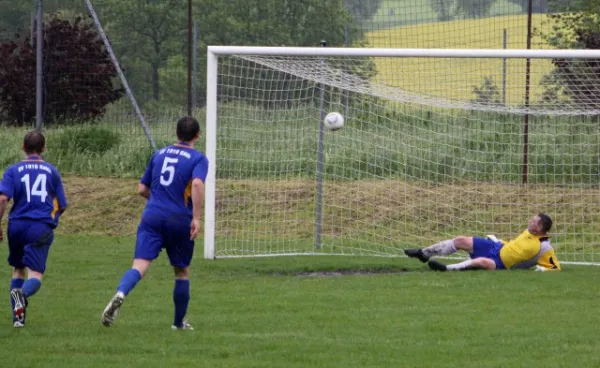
[{"left": 212, "top": 53, "right": 600, "bottom": 263}]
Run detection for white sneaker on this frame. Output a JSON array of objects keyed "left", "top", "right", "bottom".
[
  {"left": 171, "top": 320, "right": 194, "bottom": 331},
  {"left": 10, "top": 289, "right": 26, "bottom": 326},
  {"left": 101, "top": 291, "right": 125, "bottom": 327},
  {"left": 13, "top": 321, "right": 24, "bottom": 328}
]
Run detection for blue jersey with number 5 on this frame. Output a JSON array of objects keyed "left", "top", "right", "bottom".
[
  {"left": 0, "top": 157, "right": 68, "bottom": 228},
  {"left": 140, "top": 143, "right": 209, "bottom": 220}
]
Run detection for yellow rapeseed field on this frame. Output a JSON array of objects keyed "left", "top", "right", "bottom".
[{"left": 366, "top": 14, "right": 556, "bottom": 106}]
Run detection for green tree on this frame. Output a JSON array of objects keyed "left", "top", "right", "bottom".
[
  {"left": 79, "top": 0, "right": 372, "bottom": 108},
  {"left": 506, "top": 0, "right": 577, "bottom": 13},
  {"left": 344, "top": 0, "right": 383, "bottom": 22},
  {"left": 0, "top": 0, "right": 30, "bottom": 41},
  {"left": 98, "top": 0, "right": 185, "bottom": 102},
  {"left": 536, "top": 0, "right": 600, "bottom": 108},
  {"left": 429, "top": 0, "right": 455, "bottom": 21},
  {"left": 455, "top": 0, "right": 496, "bottom": 18},
  {"left": 195, "top": 0, "right": 352, "bottom": 48},
  {"left": 0, "top": 0, "right": 84, "bottom": 41},
  {"left": 472, "top": 77, "right": 502, "bottom": 105},
  {"left": 506, "top": 0, "right": 548, "bottom": 13},
  {"left": 538, "top": 1, "right": 600, "bottom": 49},
  {"left": 194, "top": 0, "right": 368, "bottom": 106}
]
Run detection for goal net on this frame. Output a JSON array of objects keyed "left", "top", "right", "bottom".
[{"left": 205, "top": 47, "right": 600, "bottom": 264}]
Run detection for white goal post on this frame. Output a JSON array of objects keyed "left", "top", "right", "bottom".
[{"left": 204, "top": 46, "right": 600, "bottom": 264}]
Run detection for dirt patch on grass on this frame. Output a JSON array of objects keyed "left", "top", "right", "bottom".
[{"left": 295, "top": 268, "right": 413, "bottom": 277}]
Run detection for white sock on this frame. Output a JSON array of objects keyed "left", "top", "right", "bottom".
[
  {"left": 446, "top": 259, "right": 473, "bottom": 271},
  {"left": 422, "top": 240, "right": 457, "bottom": 257}
]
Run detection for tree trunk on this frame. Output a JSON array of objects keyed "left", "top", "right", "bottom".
[{"left": 152, "top": 64, "right": 160, "bottom": 100}]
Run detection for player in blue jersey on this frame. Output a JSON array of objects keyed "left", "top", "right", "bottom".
[
  {"left": 101, "top": 116, "right": 208, "bottom": 330},
  {"left": 0, "top": 131, "right": 68, "bottom": 328}
]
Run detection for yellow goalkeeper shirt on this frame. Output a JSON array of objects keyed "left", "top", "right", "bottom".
[{"left": 498, "top": 230, "right": 561, "bottom": 271}]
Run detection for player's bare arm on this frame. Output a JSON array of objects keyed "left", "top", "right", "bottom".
[
  {"left": 190, "top": 178, "right": 204, "bottom": 240},
  {"left": 137, "top": 183, "right": 150, "bottom": 199}
]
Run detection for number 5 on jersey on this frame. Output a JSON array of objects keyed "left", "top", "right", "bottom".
[{"left": 160, "top": 157, "right": 178, "bottom": 186}]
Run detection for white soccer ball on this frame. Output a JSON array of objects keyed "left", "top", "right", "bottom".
[{"left": 324, "top": 112, "right": 344, "bottom": 131}]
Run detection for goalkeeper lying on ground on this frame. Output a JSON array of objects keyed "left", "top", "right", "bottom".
[{"left": 404, "top": 213, "right": 561, "bottom": 272}]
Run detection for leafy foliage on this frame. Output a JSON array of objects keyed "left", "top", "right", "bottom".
[
  {"left": 94, "top": 0, "right": 364, "bottom": 107},
  {"left": 0, "top": 0, "right": 86, "bottom": 42},
  {"left": 536, "top": 0, "right": 600, "bottom": 109},
  {"left": 196, "top": 0, "right": 353, "bottom": 48},
  {"left": 194, "top": 0, "right": 370, "bottom": 107},
  {"left": 0, "top": 0, "right": 32, "bottom": 42},
  {"left": 429, "top": 0, "right": 455, "bottom": 21},
  {"left": 472, "top": 77, "right": 503, "bottom": 105},
  {"left": 54, "top": 126, "right": 121, "bottom": 155},
  {"left": 97, "top": 0, "right": 185, "bottom": 103},
  {"left": 0, "top": 14, "right": 123, "bottom": 125},
  {"left": 429, "top": 0, "right": 494, "bottom": 21},
  {"left": 506, "top": 0, "right": 549, "bottom": 13},
  {"left": 344, "top": 0, "right": 384, "bottom": 21},
  {"left": 455, "top": 0, "right": 496, "bottom": 18},
  {"left": 506, "top": 0, "right": 578, "bottom": 13}
]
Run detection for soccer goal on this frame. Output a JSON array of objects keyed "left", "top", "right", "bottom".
[{"left": 204, "top": 46, "right": 600, "bottom": 264}]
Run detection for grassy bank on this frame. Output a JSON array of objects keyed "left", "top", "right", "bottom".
[{"left": 0, "top": 176, "right": 597, "bottom": 262}]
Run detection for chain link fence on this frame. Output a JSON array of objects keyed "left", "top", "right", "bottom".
[{"left": 0, "top": 0, "right": 579, "bottom": 177}]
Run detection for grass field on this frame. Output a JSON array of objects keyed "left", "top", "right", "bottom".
[
  {"left": 1, "top": 235, "right": 600, "bottom": 367},
  {"left": 366, "top": 13, "right": 556, "bottom": 106}
]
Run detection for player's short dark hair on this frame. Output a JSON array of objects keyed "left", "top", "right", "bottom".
[
  {"left": 23, "top": 131, "right": 45, "bottom": 154},
  {"left": 538, "top": 213, "right": 553, "bottom": 233},
  {"left": 177, "top": 116, "right": 200, "bottom": 142}
]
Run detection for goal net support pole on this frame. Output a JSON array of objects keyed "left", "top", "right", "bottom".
[{"left": 84, "top": 0, "right": 156, "bottom": 151}]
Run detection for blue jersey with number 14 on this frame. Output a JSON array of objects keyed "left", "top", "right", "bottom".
[
  {"left": 141, "top": 143, "right": 209, "bottom": 220},
  {"left": 0, "top": 157, "right": 68, "bottom": 229}
]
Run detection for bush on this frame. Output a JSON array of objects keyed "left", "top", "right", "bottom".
[
  {"left": 472, "top": 77, "right": 503, "bottom": 106},
  {"left": 0, "top": 14, "right": 124, "bottom": 125},
  {"left": 54, "top": 126, "right": 121, "bottom": 155},
  {"left": 455, "top": 0, "right": 495, "bottom": 18},
  {"left": 429, "top": 0, "right": 455, "bottom": 21}
]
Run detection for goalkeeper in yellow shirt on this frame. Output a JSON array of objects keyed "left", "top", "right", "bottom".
[{"left": 404, "top": 213, "right": 561, "bottom": 272}]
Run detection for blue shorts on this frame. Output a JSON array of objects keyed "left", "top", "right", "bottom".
[
  {"left": 134, "top": 214, "right": 195, "bottom": 268},
  {"left": 7, "top": 220, "right": 55, "bottom": 273},
  {"left": 471, "top": 237, "right": 505, "bottom": 269}
]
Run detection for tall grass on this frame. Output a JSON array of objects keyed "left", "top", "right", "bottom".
[
  {"left": 216, "top": 103, "right": 600, "bottom": 184},
  {"left": 1, "top": 103, "right": 598, "bottom": 185},
  {"left": 0, "top": 125, "right": 167, "bottom": 178}
]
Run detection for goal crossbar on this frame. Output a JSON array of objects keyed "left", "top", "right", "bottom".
[{"left": 208, "top": 46, "right": 600, "bottom": 59}]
